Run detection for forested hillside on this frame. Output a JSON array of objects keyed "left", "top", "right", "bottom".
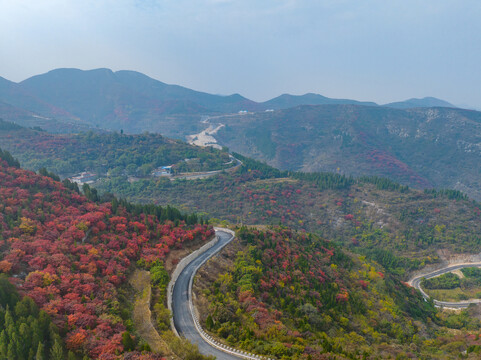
[
  {"left": 2, "top": 118, "right": 481, "bottom": 358},
  {"left": 214, "top": 105, "right": 481, "bottom": 201},
  {"left": 0, "top": 68, "right": 455, "bottom": 136},
  {"left": 96, "top": 155, "right": 481, "bottom": 277},
  {"left": 195, "top": 227, "right": 481, "bottom": 359},
  {"left": 5, "top": 119, "right": 478, "bottom": 277},
  {"left": 0, "top": 119, "right": 231, "bottom": 177},
  {"left": 0, "top": 149, "right": 214, "bottom": 359}
]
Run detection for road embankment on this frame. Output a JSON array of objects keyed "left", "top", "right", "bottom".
[{"left": 409, "top": 262, "right": 481, "bottom": 309}]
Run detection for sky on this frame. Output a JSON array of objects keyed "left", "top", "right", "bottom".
[{"left": 1, "top": 0, "right": 480, "bottom": 108}]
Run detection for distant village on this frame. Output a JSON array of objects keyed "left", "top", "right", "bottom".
[
  {"left": 68, "top": 165, "right": 174, "bottom": 185},
  {"left": 67, "top": 156, "right": 237, "bottom": 185},
  {"left": 68, "top": 171, "right": 97, "bottom": 185},
  {"left": 151, "top": 165, "right": 172, "bottom": 177}
]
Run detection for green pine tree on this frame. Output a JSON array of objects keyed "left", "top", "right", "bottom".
[
  {"left": 35, "top": 342, "right": 44, "bottom": 360},
  {"left": 121, "top": 331, "right": 135, "bottom": 352},
  {"left": 30, "top": 319, "right": 41, "bottom": 355},
  {"left": 0, "top": 330, "right": 7, "bottom": 358},
  {"left": 4, "top": 308, "right": 14, "bottom": 337},
  {"left": 18, "top": 322, "right": 30, "bottom": 358},
  {"left": 7, "top": 341, "right": 16, "bottom": 359},
  {"left": 206, "top": 315, "right": 214, "bottom": 330},
  {"left": 49, "top": 338, "right": 64, "bottom": 360}
]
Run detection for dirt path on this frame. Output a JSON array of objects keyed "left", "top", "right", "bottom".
[
  {"left": 129, "top": 269, "right": 171, "bottom": 355},
  {"left": 187, "top": 123, "right": 225, "bottom": 149}
]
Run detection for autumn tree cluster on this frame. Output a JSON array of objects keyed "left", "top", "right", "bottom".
[
  {"left": 0, "top": 120, "right": 231, "bottom": 177},
  {"left": 0, "top": 152, "right": 214, "bottom": 359},
  {"left": 198, "top": 227, "right": 481, "bottom": 359}
]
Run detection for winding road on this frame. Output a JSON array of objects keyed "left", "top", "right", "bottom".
[
  {"left": 171, "top": 229, "right": 242, "bottom": 359},
  {"left": 410, "top": 263, "right": 481, "bottom": 308},
  {"left": 172, "top": 156, "right": 242, "bottom": 181}
]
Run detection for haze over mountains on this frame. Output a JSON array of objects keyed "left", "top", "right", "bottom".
[
  {"left": 384, "top": 97, "right": 455, "bottom": 109},
  {"left": 2, "top": 69, "right": 481, "bottom": 359},
  {"left": 2, "top": 67, "right": 479, "bottom": 200},
  {"left": 0, "top": 68, "right": 455, "bottom": 134},
  {"left": 214, "top": 105, "right": 481, "bottom": 201}
]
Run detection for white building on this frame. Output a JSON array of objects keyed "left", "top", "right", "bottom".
[
  {"left": 69, "top": 172, "right": 97, "bottom": 184},
  {"left": 152, "top": 166, "right": 173, "bottom": 177}
]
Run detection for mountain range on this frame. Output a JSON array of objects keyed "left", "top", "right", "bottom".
[
  {"left": 3, "top": 67, "right": 478, "bottom": 200},
  {"left": 1, "top": 67, "right": 481, "bottom": 359},
  {"left": 213, "top": 105, "right": 481, "bottom": 201},
  {"left": 0, "top": 68, "right": 455, "bottom": 134}
]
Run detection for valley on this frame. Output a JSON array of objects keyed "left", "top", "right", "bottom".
[
  {"left": 212, "top": 105, "right": 481, "bottom": 201},
  {"left": 2, "top": 0, "right": 479, "bottom": 356},
  {"left": 2, "top": 129, "right": 481, "bottom": 358},
  {"left": 1, "top": 69, "right": 481, "bottom": 359},
  {"left": 2, "top": 68, "right": 479, "bottom": 201}
]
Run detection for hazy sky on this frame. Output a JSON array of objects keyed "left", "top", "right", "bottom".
[{"left": 1, "top": 0, "right": 480, "bottom": 108}]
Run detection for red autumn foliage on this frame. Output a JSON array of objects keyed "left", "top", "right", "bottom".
[{"left": 0, "top": 159, "right": 214, "bottom": 358}]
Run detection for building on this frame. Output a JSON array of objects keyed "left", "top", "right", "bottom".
[
  {"left": 69, "top": 172, "right": 97, "bottom": 184},
  {"left": 152, "top": 166, "right": 172, "bottom": 177}
]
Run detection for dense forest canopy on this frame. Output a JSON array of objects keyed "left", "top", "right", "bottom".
[
  {"left": 0, "top": 120, "right": 231, "bottom": 177},
  {"left": 1, "top": 113, "right": 481, "bottom": 359},
  {"left": 195, "top": 226, "right": 481, "bottom": 359},
  {"left": 0, "top": 148, "right": 214, "bottom": 359}
]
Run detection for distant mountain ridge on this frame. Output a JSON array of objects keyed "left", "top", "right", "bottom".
[
  {"left": 384, "top": 97, "right": 455, "bottom": 109},
  {"left": 262, "top": 93, "right": 379, "bottom": 109},
  {"left": 213, "top": 104, "right": 481, "bottom": 201},
  {"left": 0, "top": 68, "right": 456, "bottom": 133}
]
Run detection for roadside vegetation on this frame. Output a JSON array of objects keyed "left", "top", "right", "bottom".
[
  {"left": 0, "top": 148, "right": 215, "bottom": 359},
  {"left": 196, "top": 226, "right": 481, "bottom": 359},
  {"left": 423, "top": 268, "right": 481, "bottom": 302},
  {"left": 97, "top": 154, "right": 481, "bottom": 278}
]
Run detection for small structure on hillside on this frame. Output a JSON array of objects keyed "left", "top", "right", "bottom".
[
  {"left": 69, "top": 172, "right": 97, "bottom": 184},
  {"left": 152, "top": 166, "right": 173, "bottom": 177}
]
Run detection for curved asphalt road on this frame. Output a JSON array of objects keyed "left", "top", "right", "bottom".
[
  {"left": 410, "top": 263, "right": 481, "bottom": 308},
  {"left": 172, "top": 230, "right": 241, "bottom": 359}
]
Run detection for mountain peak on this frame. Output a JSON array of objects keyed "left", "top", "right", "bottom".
[
  {"left": 263, "top": 92, "right": 377, "bottom": 109},
  {"left": 384, "top": 97, "right": 455, "bottom": 109}
]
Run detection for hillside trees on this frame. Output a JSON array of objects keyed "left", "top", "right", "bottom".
[
  {"left": 199, "top": 227, "right": 438, "bottom": 359},
  {"left": 0, "top": 152, "right": 215, "bottom": 358},
  {"left": 0, "top": 275, "right": 63, "bottom": 360},
  {"left": 0, "top": 121, "right": 232, "bottom": 177}
]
